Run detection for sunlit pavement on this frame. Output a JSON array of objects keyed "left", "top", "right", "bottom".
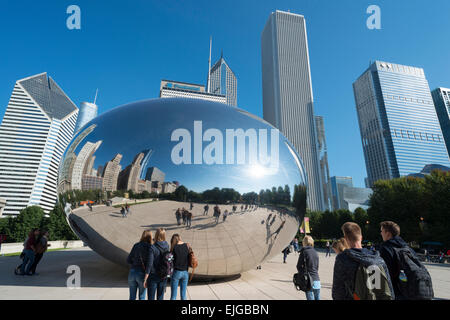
[{"left": 0, "top": 247, "right": 448, "bottom": 300}]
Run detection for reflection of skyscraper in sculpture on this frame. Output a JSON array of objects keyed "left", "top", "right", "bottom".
[
  {"left": 102, "top": 154, "right": 122, "bottom": 192},
  {"left": 315, "top": 116, "right": 331, "bottom": 210},
  {"left": 0, "top": 73, "right": 78, "bottom": 215},
  {"left": 118, "top": 152, "right": 146, "bottom": 192},
  {"left": 138, "top": 149, "right": 153, "bottom": 180},
  {"left": 145, "top": 167, "right": 165, "bottom": 182},
  {"left": 74, "top": 101, "right": 98, "bottom": 133},
  {"left": 58, "top": 124, "right": 97, "bottom": 193},
  {"left": 71, "top": 141, "right": 102, "bottom": 190}
]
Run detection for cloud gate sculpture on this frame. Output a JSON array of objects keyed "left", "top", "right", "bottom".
[{"left": 58, "top": 98, "right": 307, "bottom": 278}]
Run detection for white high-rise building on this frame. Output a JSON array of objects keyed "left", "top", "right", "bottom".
[
  {"left": 0, "top": 73, "right": 78, "bottom": 215},
  {"left": 209, "top": 54, "right": 238, "bottom": 107},
  {"left": 261, "top": 10, "right": 325, "bottom": 211},
  {"left": 160, "top": 80, "right": 226, "bottom": 104}
]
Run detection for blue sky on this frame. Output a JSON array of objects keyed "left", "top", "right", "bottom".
[{"left": 0, "top": 0, "right": 449, "bottom": 187}]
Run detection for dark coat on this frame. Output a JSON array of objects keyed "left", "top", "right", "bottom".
[
  {"left": 332, "top": 247, "right": 395, "bottom": 300},
  {"left": 379, "top": 236, "right": 415, "bottom": 299},
  {"left": 127, "top": 242, "right": 152, "bottom": 274},
  {"left": 297, "top": 246, "right": 320, "bottom": 282}
]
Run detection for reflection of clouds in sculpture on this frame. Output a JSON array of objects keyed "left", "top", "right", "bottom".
[{"left": 59, "top": 98, "right": 307, "bottom": 277}]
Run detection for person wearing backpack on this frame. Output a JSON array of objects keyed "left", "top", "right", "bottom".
[
  {"left": 297, "top": 236, "right": 321, "bottom": 300},
  {"left": 127, "top": 230, "right": 153, "bottom": 300},
  {"left": 379, "top": 221, "right": 434, "bottom": 300},
  {"left": 145, "top": 228, "right": 171, "bottom": 300},
  {"left": 29, "top": 230, "right": 51, "bottom": 275},
  {"left": 332, "top": 222, "right": 395, "bottom": 300}
]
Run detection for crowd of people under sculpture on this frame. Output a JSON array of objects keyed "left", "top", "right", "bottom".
[
  {"left": 284, "top": 221, "right": 435, "bottom": 300},
  {"left": 11, "top": 215, "right": 436, "bottom": 301}
]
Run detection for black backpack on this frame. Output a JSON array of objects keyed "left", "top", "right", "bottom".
[
  {"left": 392, "top": 247, "right": 434, "bottom": 300},
  {"left": 156, "top": 246, "right": 174, "bottom": 280},
  {"left": 293, "top": 249, "right": 312, "bottom": 292}
]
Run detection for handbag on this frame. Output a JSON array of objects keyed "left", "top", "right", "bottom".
[
  {"left": 293, "top": 249, "right": 313, "bottom": 292},
  {"left": 186, "top": 243, "right": 198, "bottom": 282}
]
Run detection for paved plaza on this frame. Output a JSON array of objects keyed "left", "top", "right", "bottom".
[{"left": 0, "top": 247, "right": 449, "bottom": 300}]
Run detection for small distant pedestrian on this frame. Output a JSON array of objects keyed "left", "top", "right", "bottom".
[
  {"left": 18, "top": 228, "right": 40, "bottom": 275},
  {"left": 293, "top": 238, "right": 299, "bottom": 253},
  {"left": 325, "top": 241, "right": 331, "bottom": 257},
  {"left": 214, "top": 206, "right": 221, "bottom": 224},
  {"left": 282, "top": 246, "right": 290, "bottom": 263},
  {"left": 121, "top": 206, "right": 126, "bottom": 218},
  {"left": 186, "top": 211, "right": 192, "bottom": 228},
  {"left": 126, "top": 204, "right": 131, "bottom": 216},
  {"left": 190, "top": 202, "right": 194, "bottom": 210},
  {"left": 223, "top": 210, "right": 228, "bottom": 222},
  {"left": 203, "top": 204, "right": 209, "bottom": 215},
  {"left": 175, "top": 208, "right": 182, "bottom": 225},
  {"left": 182, "top": 208, "right": 187, "bottom": 225}
]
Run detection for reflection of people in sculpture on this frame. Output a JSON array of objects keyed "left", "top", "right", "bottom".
[
  {"left": 181, "top": 208, "right": 187, "bottom": 225},
  {"left": 64, "top": 203, "right": 72, "bottom": 218},
  {"left": 185, "top": 210, "right": 192, "bottom": 228},
  {"left": 223, "top": 210, "right": 228, "bottom": 222},
  {"left": 213, "top": 205, "right": 221, "bottom": 224},
  {"left": 272, "top": 220, "right": 286, "bottom": 240},
  {"left": 121, "top": 206, "right": 127, "bottom": 218},
  {"left": 175, "top": 208, "right": 182, "bottom": 225},
  {"left": 190, "top": 202, "right": 194, "bottom": 210},
  {"left": 266, "top": 213, "right": 272, "bottom": 224},
  {"left": 232, "top": 205, "right": 237, "bottom": 214},
  {"left": 241, "top": 205, "right": 244, "bottom": 212},
  {"left": 203, "top": 204, "right": 209, "bottom": 215}
]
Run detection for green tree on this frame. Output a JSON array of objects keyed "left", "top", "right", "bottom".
[{"left": 7, "top": 206, "right": 45, "bottom": 242}]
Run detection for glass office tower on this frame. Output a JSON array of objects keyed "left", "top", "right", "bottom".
[
  {"left": 315, "top": 116, "right": 331, "bottom": 210},
  {"left": 0, "top": 73, "right": 78, "bottom": 215},
  {"left": 208, "top": 55, "right": 237, "bottom": 107},
  {"left": 330, "top": 176, "right": 353, "bottom": 211},
  {"left": 261, "top": 10, "right": 324, "bottom": 211},
  {"left": 431, "top": 88, "right": 450, "bottom": 158},
  {"left": 353, "top": 61, "right": 450, "bottom": 187}
]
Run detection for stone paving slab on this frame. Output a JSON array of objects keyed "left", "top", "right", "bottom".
[{"left": 0, "top": 247, "right": 448, "bottom": 300}]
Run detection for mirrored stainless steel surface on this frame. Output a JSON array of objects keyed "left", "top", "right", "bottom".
[{"left": 58, "top": 98, "right": 307, "bottom": 277}]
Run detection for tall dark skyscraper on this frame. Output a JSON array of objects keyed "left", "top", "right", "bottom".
[
  {"left": 261, "top": 10, "right": 324, "bottom": 211},
  {"left": 432, "top": 87, "right": 450, "bottom": 158}
]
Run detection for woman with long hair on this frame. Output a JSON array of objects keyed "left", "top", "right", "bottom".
[
  {"left": 127, "top": 230, "right": 152, "bottom": 300},
  {"left": 297, "top": 235, "right": 321, "bottom": 300},
  {"left": 145, "top": 228, "right": 170, "bottom": 300},
  {"left": 170, "top": 233, "right": 191, "bottom": 300}
]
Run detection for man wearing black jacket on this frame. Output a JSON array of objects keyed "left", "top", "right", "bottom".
[
  {"left": 379, "top": 221, "right": 418, "bottom": 300},
  {"left": 332, "top": 222, "right": 394, "bottom": 300}
]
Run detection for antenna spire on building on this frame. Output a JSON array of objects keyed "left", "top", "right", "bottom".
[
  {"left": 93, "top": 89, "right": 99, "bottom": 105},
  {"left": 207, "top": 36, "right": 212, "bottom": 93}
]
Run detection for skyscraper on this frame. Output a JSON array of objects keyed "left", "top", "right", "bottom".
[
  {"left": 74, "top": 101, "right": 98, "bottom": 133},
  {"left": 261, "top": 10, "right": 324, "bottom": 211},
  {"left": 315, "top": 116, "right": 331, "bottom": 210},
  {"left": 208, "top": 54, "right": 238, "bottom": 106},
  {"left": 353, "top": 61, "right": 450, "bottom": 187},
  {"left": 431, "top": 87, "right": 450, "bottom": 158},
  {"left": 159, "top": 80, "right": 226, "bottom": 104},
  {"left": 0, "top": 73, "right": 78, "bottom": 215}
]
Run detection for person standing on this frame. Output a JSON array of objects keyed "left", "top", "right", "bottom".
[
  {"left": 190, "top": 202, "right": 194, "bottom": 210},
  {"left": 126, "top": 204, "right": 131, "bottom": 216},
  {"left": 297, "top": 236, "right": 321, "bottom": 300},
  {"left": 293, "top": 238, "right": 299, "bottom": 253},
  {"left": 282, "top": 246, "right": 290, "bottom": 263},
  {"left": 146, "top": 228, "right": 170, "bottom": 300},
  {"left": 121, "top": 206, "right": 126, "bottom": 218},
  {"left": 203, "top": 204, "right": 209, "bottom": 215},
  {"left": 170, "top": 234, "right": 191, "bottom": 300},
  {"left": 379, "top": 221, "right": 433, "bottom": 300},
  {"left": 332, "top": 222, "right": 394, "bottom": 300},
  {"left": 127, "top": 230, "right": 152, "bottom": 300},
  {"left": 223, "top": 210, "right": 228, "bottom": 222},
  {"left": 325, "top": 241, "right": 331, "bottom": 257},
  {"left": 182, "top": 208, "right": 187, "bottom": 225},
  {"left": 29, "top": 231, "right": 50, "bottom": 275},
  {"left": 186, "top": 211, "right": 192, "bottom": 228},
  {"left": 19, "top": 229, "right": 40, "bottom": 275},
  {"left": 175, "top": 208, "right": 182, "bottom": 225}
]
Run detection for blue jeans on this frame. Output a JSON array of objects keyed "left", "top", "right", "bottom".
[
  {"left": 148, "top": 274, "right": 167, "bottom": 300},
  {"left": 171, "top": 270, "right": 189, "bottom": 300},
  {"left": 306, "top": 281, "right": 321, "bottom": 300},
  {"left": 20, "top": 249, "right": 35, "bottom": 275},
  {"left": 128, "top": 268, "right": 146, "bottom": 300}
]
